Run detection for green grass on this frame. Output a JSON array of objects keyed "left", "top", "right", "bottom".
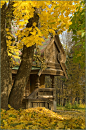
[
  {"left": 57, "top": 102, "right": 85, "bottom": 111},
  {"left": 57, "top": 106, "right": 85, "bottom": 111}
]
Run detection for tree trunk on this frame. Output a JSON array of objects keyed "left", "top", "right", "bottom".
[
  {"left": 8, "top": 8, "right": 39, "bottom": 109},
  {"left": 1, "top": 3, "right": 12, "bottom": 110},
  {"left": 8, "top": 45, "right": 35, "bottom": 109},
  {"left": 72, "top": 97, "right": 75, "bottom": 105}
]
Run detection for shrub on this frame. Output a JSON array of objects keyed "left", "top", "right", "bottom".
[
  {"left": 65, "top": 101, "right": 72, "bottom": 109},
  {"left": 72, "top": 101, "right": 79, "bottom": 109},
  {"left": 78, "top": 103, "right": 85, "bottom": 109}
]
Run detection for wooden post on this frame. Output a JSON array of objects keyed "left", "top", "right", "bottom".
[
  {"left": 53, "top": 100, "right": 56, "bottom": 111},
  {"left": 51, "top": 103, "right": 54, "bottom": 111},
  {"left": 26, "top": 100, "right": 28, "bottom": 109},
  {"left": 45, "top": 102, "right": 48, "bottom": 108},
  {"left": 50, "top": 75, "right": 55, "bottom": 88},
  {"left": 50, "top": 75, "right": 57, "bottom": 111},
  {"left": 35, "top": 75, "right": 40, "bottom": 88},
  {"left": 23, "top": 87, "right": 26, "bottom": 97},
  {"left": 27, "top": 100, "right": 31, "bottom": 108}
]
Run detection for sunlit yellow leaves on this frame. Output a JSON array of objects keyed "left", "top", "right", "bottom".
[
  {"left": 77, "top": 30, "right": 82, "bottom": 35},
  {"left": 33, "top": 22, "right": 37, "bottom": 27},
  {"left": 13, "top": 0, "right": 80, "bottom": 42},
  {"left": 13, "top": 1, "right": 34, "bottom": 22},
  {"left": 8, "top": 104, "right": 12, "bottom": 109},
  {"left": 6, "top": 29, "right": 15, "bottom": 58},
  {"left": 17, "top": 43, "right": 23, "bottom": 50},
  {"left": 48, "top": 29, "right": 55, "bottom": 36},
  {"left": 6, "top": 40, "right": 12, "bottom": 46},
  {"left": 8, "top": 52, "right": 12, "bottom": 57},
  {"left": 13, "top": 2, "right": 21, "bottom": 7},
  {"left": 30, "top": 29, "right": 37, "bottom": 36},
  {"left": 68, "top": 21, "right": 72, "bottom": 26},
  {"left": 6, "top": 36, "right": 12, "bottom": 39},
  {"left": 18, "top": 21, "right": 26, "bottom": 26},
  {"left": 4, "top": 0, "right": 81, "bottom": 56},
  {"left": 3, "top": 120, "right": 8, "bottom": 127},
  {"left": 1, "top": 1, "right": 8, "bottom": 8},
  {"left": 35, "top": 27, "right": 43, "bottom": 37},
  {"left": 30, "top": 1, "right": 37, "bottom": 7},
  {"left": 5, "top": 28, "right": 9, "bottom": 32},
  {"left": 1, "top": 107, "right": 85, "bottom": 129}
]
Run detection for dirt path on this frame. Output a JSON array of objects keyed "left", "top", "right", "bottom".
[{"left": 53, "top": 110, "right": 85, "bottom": 118}]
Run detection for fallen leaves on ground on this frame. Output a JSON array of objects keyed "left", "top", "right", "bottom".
[{"left": 1, "top": 105, "right": 85, "bottom": 129}]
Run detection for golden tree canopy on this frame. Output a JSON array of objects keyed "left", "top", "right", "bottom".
[{"left": 1, "top": 1, "right": 80, "bottom": 52}]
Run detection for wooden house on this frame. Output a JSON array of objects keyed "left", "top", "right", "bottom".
[{"left": 12, "top": 34, "right": 68, "bottom": 111}]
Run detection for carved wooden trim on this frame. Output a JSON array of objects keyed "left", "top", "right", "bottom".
[
  {"left": 12, "top": 69, "right": 17, "bottom": 74},
  {"left": 60, "top": 63, "right": 68, "bottom": 79},
  {"left": 58, "top": 53, "right": 66, "bottom": 63},
  {"left": 47, "top": 62, "right": 61, "bottom": 68},
  {"left": 42, "top": 69, "right": 64, "bottom": 76}
]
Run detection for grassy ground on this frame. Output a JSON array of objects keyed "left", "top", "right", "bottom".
[
  {"left": 56, "top": 107, "right": 85, "bottom": 118},
  {"left": 57, "top": 106, "right": 85, "bottom": 111},
  {"left": 56, "top": 104, "right": 85, "bottom": 124}
]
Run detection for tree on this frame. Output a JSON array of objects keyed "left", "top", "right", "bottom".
[
  {"left": 1, "top": 2, "right": 10, "bottom": 110},
  {"left": 59, "top": 29, "right": 85, "bottom": 105},
  {"left": 60, "top": 31, "right": 74, "bottom": 56},
  {"left": 1, "top": 1, "right": 80, "bottom": 110},
  {"left": 68, "top": 0, "right": 85, "bottom": 68},
  {"left": 63, "top": 43, "right": 85, "bottom": 104}
]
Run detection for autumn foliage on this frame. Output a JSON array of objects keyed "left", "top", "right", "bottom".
[
  {"left": 1, "top": 105, "right": 85, "bottom": 129},
  {"left": 1, "top": 1, "right": 80, "bottom": 52},
  {"left": 1, "top": 1, "right": 85, "bottom": 129}
]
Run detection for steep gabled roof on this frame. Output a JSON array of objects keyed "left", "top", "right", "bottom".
[
  {"left": 36, "top": 35, "right": 68, "bottom": 79},
  {"left": 54, "top": 35, "right": 66, "bottom": 55},
  {"left": 12, "top": 34, "right": 68, "bottom": 79},
  {"left": 54, "top": 35, "right": 68, "bottom": 79}
]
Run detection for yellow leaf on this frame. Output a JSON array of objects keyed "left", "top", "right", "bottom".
[
  {"left": 6, "top": 36, "right": 12, "bottom": 39},
  {"left": 33, "top": 22, "right": 37, "bottom": 26},
  {"left": 77, "top": 31, "right": 81, "bottom": 35},
  {"left": 8, "top": 104, "right": 12, "bottom": 109},
  {"left": 6, "top": 28, "right": 9, "bottom": 32},
  {"left": 8, "top": 52, "right": 12, "bottom": 57},
  {"left": 30, "top": 29, "right": 36, "bottom": 35},
  {"left": 68, "top": 21, "right": 72, "bottom": 25},
  {"left": 19, "top": 21, "right": 25, "bottom": 26}
]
